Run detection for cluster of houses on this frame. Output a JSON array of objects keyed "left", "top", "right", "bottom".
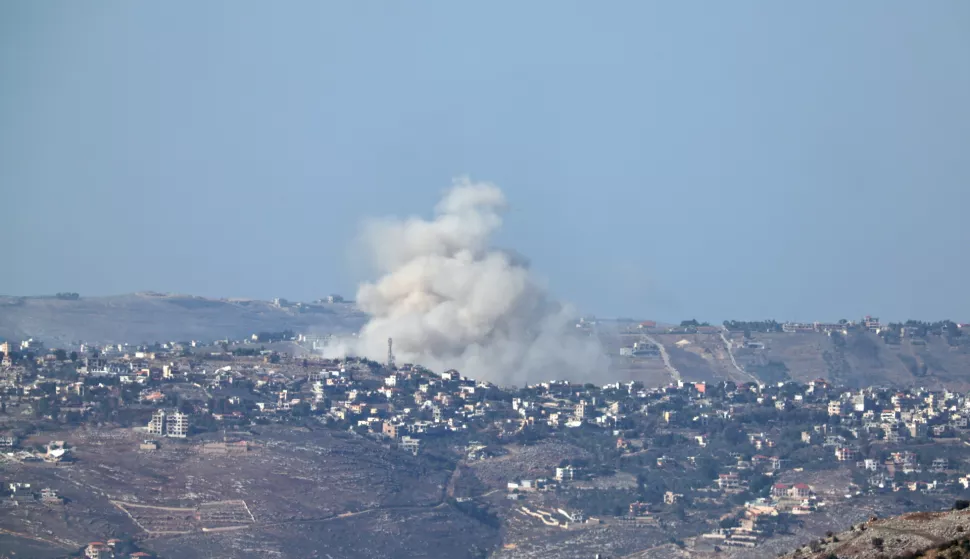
[{"left": 4, "top": 330, "right": 970, "bottom": 541}]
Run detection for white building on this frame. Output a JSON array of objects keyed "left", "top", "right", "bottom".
[{"left": 147, "top": 409, "right": 189, "bottom": 438}]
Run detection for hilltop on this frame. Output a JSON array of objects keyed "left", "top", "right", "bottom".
[
  {"left": 2, "top": 295, "right": 969, "bottom": 391},
  {"left": 605, "top": 321, "right": 970, "bottom": 391},
  {"left": 0, "top": 293, "right": 367, "bottom": 346}
]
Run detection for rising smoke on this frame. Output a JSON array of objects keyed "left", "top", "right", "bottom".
[{"left": 325, "top": 178, "right": 608, "bottom": 386}]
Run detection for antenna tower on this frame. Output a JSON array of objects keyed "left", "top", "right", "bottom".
[{"left": 387, "top": 337, "right": 395, "bottom": 369}]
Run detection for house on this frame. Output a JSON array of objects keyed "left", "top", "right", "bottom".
[
  {"left": 770, "top": 483, "right": 789, "bottom": 498},
  {"left": 399, "top": 436, "right": 420, "bottom": 455},
  {"left": 85, "top": 542, "right": 109, "bottom": 559},
  {"left": 382, "top": 422, "right": 400, "bottom": 439},
  {"left": 788, "top": 483, "right": 812, "bottom": 499},
  {"left": 664, "top": 491, "right": 683, "bottom": 505},
  {"left": 718, "top": 473, "right": 741, "bottom": 491}
]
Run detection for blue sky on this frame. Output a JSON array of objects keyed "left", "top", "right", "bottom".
[{"left": 1, "top": 2, "right": 968, "bottom": 323}]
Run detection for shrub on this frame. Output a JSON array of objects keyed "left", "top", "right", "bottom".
[
  {"left": 955, "top": 500, "right": 970, "bottom": 511},
  {"left": 872, "top": 537, "right": 884, "bottom": 549}
]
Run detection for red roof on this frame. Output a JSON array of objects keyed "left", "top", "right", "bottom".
[
  {"left": 773, "top": 483, "right": 789, "bottom": 489},
  {"left": 793, "top": 483, "right": 811, "bottom": 489}
]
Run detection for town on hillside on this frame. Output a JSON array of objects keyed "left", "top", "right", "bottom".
[{"left": 2, "top": 315, "right": 970, "bottom": 558}]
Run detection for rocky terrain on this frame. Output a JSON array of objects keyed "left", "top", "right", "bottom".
[{"left": 779, "top": 506, "right": 970, "bottom": 559}]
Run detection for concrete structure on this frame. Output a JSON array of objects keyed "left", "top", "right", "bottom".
[
  {"left": 147, "top": 409, "right": 189, "bottom": 438},
  {"left": 555, "top": 465, "right": 577, "bottom": 481},
  {"left": 718, "top": 473, "right": 741, "bottom": 491},
  {"left": 399, "top": 436, "right": 420, "bottom": 455},
  {"left": 166, "top": 411, "right": 189, "bottom": 438},
  {"left": 664, "top": 491, "right": 683, "bottom": 505},
  {"left": 835, "top": 447, "right": 859, "bottom": 462},
  {"left": 147, "top": 410, "right": 166, "bottom": 437}
]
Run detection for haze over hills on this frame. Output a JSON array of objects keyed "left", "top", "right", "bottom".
[
  {"left": 3, "top": 292, "right": 970, "bottom": 391},
  {"left": 0, "top": 293, "right": 367, "bottom": 346}
]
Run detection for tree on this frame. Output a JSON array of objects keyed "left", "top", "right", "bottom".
[
  {"left": 53, "top": 349, "right": 68, "bottom": 361},
  {"left": 69, "top": 351, "right": 78, "bottom": 362}
]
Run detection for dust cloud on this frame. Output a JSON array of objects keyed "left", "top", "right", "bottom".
[{"left": 325, "top": 178, "right": 608, "bottom": 386}]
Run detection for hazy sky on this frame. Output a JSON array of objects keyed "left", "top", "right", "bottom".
[{"left": 2, "top": 2, "right": 968, "bottom": 323}]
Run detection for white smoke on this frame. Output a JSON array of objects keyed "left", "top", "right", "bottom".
[{"left": 326, "top": 177, "right": 608, "bottom": 386}]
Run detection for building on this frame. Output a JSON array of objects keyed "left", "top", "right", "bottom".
[
  {"left": 907, "top": 421, "right": 928, "bottom": 439},
  {"left": 718, "top": 473, "right": 741, "bottom": 491},
  {"left": 555, "top": 465, "right": 577, "bottom": 481},
  {"left": 629, "top": 501, "right": 651, "bottom": 516},
  {"left": 40, "top": 487, "right": 64, "bottom": 504},
  {"left": 147, "top": 410, "right": 189, "bottom": 438},
  {"left": 828, "top": 401, "right": 844, "bottom": 416},
  {"left": 789, "top": 483, "right": 813, "bottom": 499},
  {"left": 399, "top": 436, "right": 420, "bottom": 455},
  {"left": 664, "top": 491, "right": 683, "bottom": 505},
  {"left": 835, "top": 447, "right": 859, "bottom": 462},
  {"left": 85, "top": 542, "right": 109, "bottom": 559},
  {"left": 147, "top": 410, "right": 166, "bottom": 437},
  {"left": 383, "top": 422, "right": 400, "bottom": 439},
  {"left": 167, "top": 411, "right": 188, "bottom": 438}
]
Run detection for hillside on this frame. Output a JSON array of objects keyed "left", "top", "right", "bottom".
[
  {"left": 779, "top": 506, "right": 970, "bottom": 559},
  {"left": 0, "top": 293, "right": 367, "bottom": 346},
  {"left": 622, "top": 329, "right": 970, "bottom": 391},
  {"left": 0, "top": 424, "right": 499, "bottom": 559}
]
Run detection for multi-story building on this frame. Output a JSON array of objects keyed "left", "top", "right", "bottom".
[
  {"left": 556, "top": 465, "right": 577, "bottom": 481},
  {"left": 147, "top": 410, "right": 166, "bottom": 437},
  {"left": 147, "top": 409, "right": 189, "bottom": 438},
  {"left": 717, "top": 473, "right": 741, "bottom": 491},
  {"left": 166, "top": 411, "right": 188, "bottom": 438},
  {"left": 383, "top": 422, "right": 400, "bottom": 439},
  {"left": 835, "top": 447, "right": 859, "bottom": 462}
]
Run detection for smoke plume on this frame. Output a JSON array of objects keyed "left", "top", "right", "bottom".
[{"left": 326, "top": 178, "right": 607, "bottom": 386}]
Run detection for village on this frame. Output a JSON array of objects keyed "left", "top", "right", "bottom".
[{"left": 2, "top": 322, "right": 970, "bottom": 557}]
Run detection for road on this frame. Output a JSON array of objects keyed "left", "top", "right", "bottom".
[
  {"left": 641, "top": 334, "right": 681, "bottom": 383},
  {"left": 719, "top": 328, "right": 759, "bottom": 383}
]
